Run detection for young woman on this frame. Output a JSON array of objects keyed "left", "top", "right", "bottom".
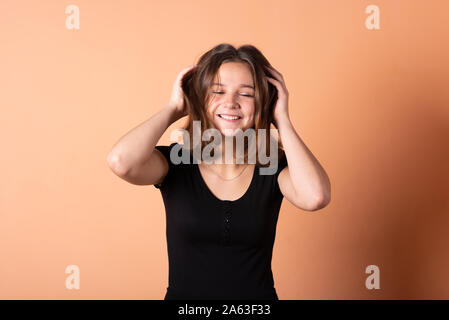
[{"left": 107, "top": 43, "right": 331, "bottom": 300}]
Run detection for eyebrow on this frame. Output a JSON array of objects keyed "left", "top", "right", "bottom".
[{"left": 212, "top": 82, "right": 255, "bottom": 90}]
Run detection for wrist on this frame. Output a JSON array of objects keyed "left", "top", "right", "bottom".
[
  {"left": 165, "top": 103, "right": 184, "bottom": 121},
  {"left": 274, "top": 112, "right": 291, "bottom": 128}
]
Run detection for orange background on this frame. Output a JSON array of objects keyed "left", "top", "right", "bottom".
[{"left": 1, "top": 0, "right": 448, "bottom": 299}]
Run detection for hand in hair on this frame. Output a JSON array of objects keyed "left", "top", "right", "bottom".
[{"left": 167, "top": 64, "right": 195, "bottom": 118}]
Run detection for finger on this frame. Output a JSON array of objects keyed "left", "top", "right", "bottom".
[
  {"left": 266, "top": 66, "right": 287, "bottom": 89},
  {"left": 266, "top": 70, "right": 285, "bottom": 89},
  {"left": 267, "top": 76, "right": 281, "bottom": 89},
  {"left": 265, "top": 65, "right": 284, "bottom": 80},
  {"left": 179, "top": 64, "right": 195, "bottom": 77},
  {"left": 184, "top": 64, "right": 195, "bottom": 72},
  {"left": 175, "top": 66, "right": 194, "bottom": 84},
  {"left": 267, "top": 76, "right": 288, "bottom": 96},
  {"left": 266, "top": 66, "right": 282, "bottom": 76}
]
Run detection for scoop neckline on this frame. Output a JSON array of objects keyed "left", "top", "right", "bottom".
[{"left": 195, "top": 162, "right": 257, "bottom": 204}]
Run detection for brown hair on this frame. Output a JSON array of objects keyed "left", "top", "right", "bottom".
[{"left": 179, "top": 43, "right": 285, "bottom": 167}]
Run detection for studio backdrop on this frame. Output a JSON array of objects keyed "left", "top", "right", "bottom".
[{"left": 1, "top": 0, "right": 448, "bottom": 299}]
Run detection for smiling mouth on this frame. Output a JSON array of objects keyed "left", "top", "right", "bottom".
[{"left": 217, "top": 114, "right": 242, "bottom": 121}]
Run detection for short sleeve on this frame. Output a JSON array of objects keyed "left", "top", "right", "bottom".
[
  {"left": 275, "top": 151, "right": 288, "bottom": 179},
  {"left": 153, "top": 142, "right": 178, "bottom": 189},
  {"left": 273, "top": 151, "right": 288, "bottom": 195}
]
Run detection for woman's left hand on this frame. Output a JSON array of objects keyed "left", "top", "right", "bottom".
[{"left": 265, "top": 65, "right": 290, "bottom": 127}]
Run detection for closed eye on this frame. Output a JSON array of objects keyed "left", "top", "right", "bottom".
[{"left": 213, "top": 91, "right": 254, "bottom": 97}]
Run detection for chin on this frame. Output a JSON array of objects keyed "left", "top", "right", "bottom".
[{"left": 216, "top": 125, "right": 247, "bottom": 137}]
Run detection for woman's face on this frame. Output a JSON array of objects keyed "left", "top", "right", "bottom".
[{"left": 206, "top": 62, "right": 256, "bottom": 136}]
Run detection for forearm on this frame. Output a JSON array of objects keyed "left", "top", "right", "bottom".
[
  {"left": 276, "top": 114, "right": 331, "bottom": 205},
  {"left": 107, "top": 104, "right": 182, "bottom": 173}
]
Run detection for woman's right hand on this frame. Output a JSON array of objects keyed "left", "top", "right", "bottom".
[{"left": 167, "top": 64, "right": 195, "bottom": 118}]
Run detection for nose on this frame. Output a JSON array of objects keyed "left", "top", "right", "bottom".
[{"left": 222, "top": 93, "right": 240, "bottom": 109}]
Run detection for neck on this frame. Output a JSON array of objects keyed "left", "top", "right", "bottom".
[
  {"left": 198, "top": 139, "right": 252, "bottom": 175},
  {"left": 215, "top": 136, "right": 247, "bottom": 166}
]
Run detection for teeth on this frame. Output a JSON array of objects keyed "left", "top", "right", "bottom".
[{"left": 219, "top": 114, "right": 240, "bottom": 120}]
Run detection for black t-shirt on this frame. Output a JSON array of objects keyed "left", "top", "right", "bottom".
[{"left": 153, "top": 142, "right": 288, "bottom": 300}]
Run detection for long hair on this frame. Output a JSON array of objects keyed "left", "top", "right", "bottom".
[{"left": 179, "top": 43, "right": 285, "bottom": 167}]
